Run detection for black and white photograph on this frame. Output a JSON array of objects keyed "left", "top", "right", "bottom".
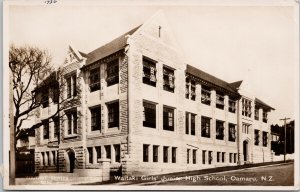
[{"left": 2, "top": 0, "right": 299, "bottom": 190}]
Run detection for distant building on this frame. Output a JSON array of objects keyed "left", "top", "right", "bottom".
[{"left": 33, "top": 11, "right": 275, "bottom": 176}]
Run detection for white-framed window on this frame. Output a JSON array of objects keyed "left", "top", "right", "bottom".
[
  {"left": 163, "top": 66, "right": 175, "bottom": 93},
  {"left": 66, "top": 74, "right": 77, "bottom": 98},
  {"left": 163, "top": 106, "right": 174, "bottom": 131},
  {"left": 66, "top": 110, "right": 77, "bottom": 135}
]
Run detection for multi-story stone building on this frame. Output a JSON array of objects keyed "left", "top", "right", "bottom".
[{"left": 33, "top": 11, "right": 275, "bottom": 176}]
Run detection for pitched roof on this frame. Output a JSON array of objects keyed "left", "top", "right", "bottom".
[
  {"left": 229, "top": 80, "right": 243, "bottom": 90},
  {"left": 78, "top": 51, "right": 88, "bottom": 58},
  {"left": 85, "top": 25, "right": 141, "bottom": 66},
  {"left": 255, "top": 98, "right": 275, "bottom": 110},
  {"left": 186, "top": 64, "right": 239, "bottom": 95}
]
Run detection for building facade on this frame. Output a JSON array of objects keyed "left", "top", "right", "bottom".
[{"left": 33, "top": 12, "right": 275, "bottom": 176}]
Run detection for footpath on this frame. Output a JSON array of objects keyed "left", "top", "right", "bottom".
[{"left": 84, "top": 160, "right": 294, "bottom": 185}]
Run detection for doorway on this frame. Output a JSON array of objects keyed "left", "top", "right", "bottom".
[{"left": 243, "top": 140, "right": 248, "bottom": 162}]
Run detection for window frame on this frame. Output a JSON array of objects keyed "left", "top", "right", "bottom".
[
  {"left": 89, "top": 67, "right": 101, "bottom": 92},
  {"left": 142, "top": 57, "right": 157, "bottom": 87},
  {"left": 201, "top": 86, "right": 211, "bottom": 105},
  {"left": 90, "top": 106, "right": 101, "bottom": 132},
  {"left": 201, "top": 116, "right": 211, "bottom": 138},
  {"left": 163, "top": 106, "right": 174, "bottom": 131},
  {"left": 163, "top": 66, "right": 175, "bottom": 93},
  {"left": 107, "top": 101, "right": 119, "bottom": 128},
  {"left": 106, "top": 59, "right": 119, "bottom": 86},
  {"left": 143, "top": 101, "right": 156, "bottom": 128}
]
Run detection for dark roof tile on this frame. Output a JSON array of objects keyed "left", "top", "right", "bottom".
[{"left": 85, "top": 25, "right": 141, "bottom": 65}]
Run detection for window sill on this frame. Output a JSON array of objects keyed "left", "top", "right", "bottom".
[{"left": 64, "top": 134, "right": 78, "bottom": 139}]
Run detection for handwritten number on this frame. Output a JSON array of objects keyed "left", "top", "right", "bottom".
[{"left": 44, "top": 0, "right": 57, "bottom": 4}]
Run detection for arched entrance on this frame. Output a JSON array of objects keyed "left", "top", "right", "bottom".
[
  {"left": 243, "top": 140, "right": 248, "bottom": 162},
  {"left": 66, "top": 149, "right": 76, "bottom": 173}
]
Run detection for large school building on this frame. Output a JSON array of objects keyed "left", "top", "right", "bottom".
[{"left": 33, "top": 11, "right": 275, "bottom": 176}]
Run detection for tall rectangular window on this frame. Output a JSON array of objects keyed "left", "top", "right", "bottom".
[
  {"left": 185, "top": 78, "right": 196, "bottom": 101},
  {"left": 222, "top": 152, "right": 225, "bottom": 163},
  {"left": 201, "top": 86, "right": 211, "bottom": 105},
  {"left": 192, "top": 149, "right": 197, "bottom": 164},
  {"left": 186, "top": 112, "right": 196, "bottom": 135},
  {"left": 95, "top": 146, "right": 101, "bottom": 160},
  {"left": 229, "top": 153, "right": 232, "bottom": 163},
  {"left": 228, "top": 123, "right": 236, "bottom": 142},
  {"left": 143, "top": 102, "right": 156, "bottom": 128},
  {"left": 172, "top": 147, "right": 176, "bottom": 163},
  {"left": 228, "top": 99, "right": 236, "bottom": 113},
  {"left": 208, "top": 151, "right": 213, "bottom": 164},
  {"left": 143, "top": 144, "right": 149, "bottom": 162},
  {"left": 114, "top": 144, "right": 121, "bottom": 162},
  {"left": 187, "top": 149, "right": 190, "bottom": 164},
  {"left": 72, "top": 75, "right": 77, "bottom": 97},
  {"left": 263, "top": 111, "right": 268, "bottom": 123},
  {"left": 255, "top": 129, "right": 260, "bottom": 145},
  {"left": 43, "top": 119, "right": 49, "bottom": 140},
  {"left": 263, "top": 132, "right": 268, "bottom": 147},
  {"left": 163, "top": 106, "right": 174, "bottom": 131},
  {"left": 89, "top": 68, "right": 100, "bottom": 92},
  {"left": 90, "top": 106, "right": 101, "bottom": 131},
  {"left": 107, "top": 101, "right": 119, "bottom": 128},
  {"left": 216, "top": 120, "right": 224, "bottom": 140},
  {"left": 191, "top": 114, "right": 196, "bottom": 135},
  {"left": 143, "top": 58, "right": 156, "bottom": 87},
  {"left": 216, "top": 92, "right": 225, "bottom": 110},
  {"left": 66, "top": 74, "right": 76, "bottom": 98},
  {"left": 242, "top": 98, "right": 252, "bottom": 117},
  {"left": 87, "top": 147, "right": 93, "bottom": 164},
  {"left": 234, "top": 153, "right": 237, "bottom": 163},
  {"left": 202, "top": 150, "right": 206, "bottom": 164},
  {"left": 255, "top": 107, "right": 259, "bottom": 120},
  {"left": 185, "top": 112, "right": 189, "bottom": 134},
  {"left": 53, "top": 117, "right": 59, "bottom": 139},
  {"left": 66, "top": 111, "right": 77, "bottom": 135},
  {"left": 163, "top": 66, "right": 175, "bottom": 93},
  {"left": 201, "top": 116, "right": 210, "bottom": 138},
  {"left": 163, "top": 146, "right": 168, "bottom": 163},
  {"left": 153, "top": 145, "right": 159, "bottom": 162},
  {"left": 105, "top": 145, "right": 111, "bottom": 159},
  {"left": 242, "top": 123, "right": 250, "bottom": 134},
  {"left": 217, "top": 152, "right": 220, "bottom": 162},
  {"left": 67, "top": 77, "right": 72, "bottom": 98},
  {"left": 106, "top": 59, "right": 119, "bottom": 86}
]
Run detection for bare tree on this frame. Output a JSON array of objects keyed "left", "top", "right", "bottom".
[
  {"left": 9, "top": 45, "right": 53, "bottom": 141},
  {"left": 9, "top": 45, "right": 82, "bottom": 178}
]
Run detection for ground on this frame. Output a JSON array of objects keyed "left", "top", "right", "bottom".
[{"left": 14, "top": 161, "right": 294, "bottom": 186}]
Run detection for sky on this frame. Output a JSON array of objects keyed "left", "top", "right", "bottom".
[{"left": 8, "top": 1, "right": 298, "bottom": 125}]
